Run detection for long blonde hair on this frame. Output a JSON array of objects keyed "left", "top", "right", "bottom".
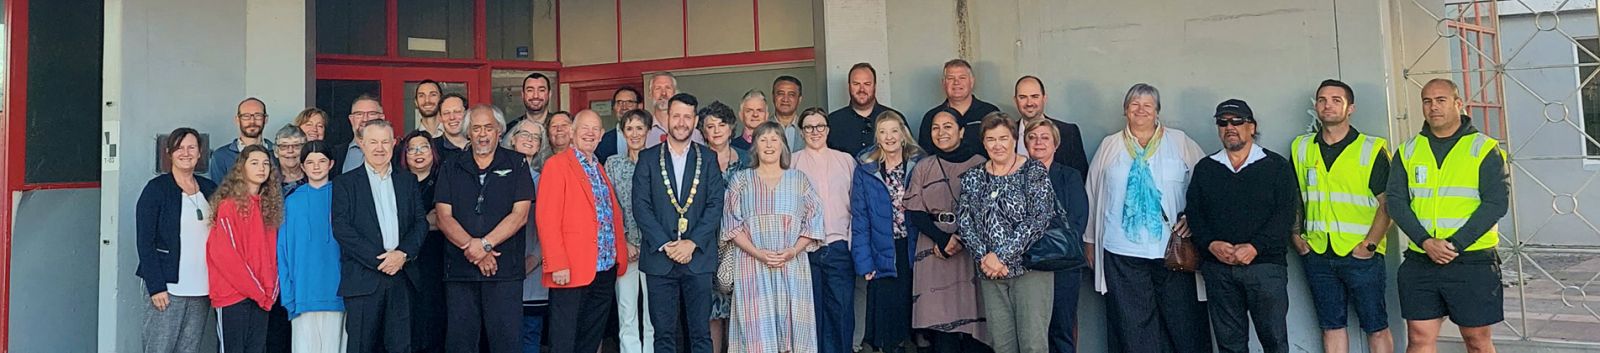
[
  {"left": 860, "top": 110, "right": 922, "bottom": 164},
  {"left": 210, "top": 145, "right": 284, "bottom": 227}
]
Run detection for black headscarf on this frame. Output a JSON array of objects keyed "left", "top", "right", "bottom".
[{"left": 927, "top": 106, "right": 981, "bottom": 163}]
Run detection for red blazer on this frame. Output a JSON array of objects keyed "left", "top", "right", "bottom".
[{"left": 535, "top": 149, "right": 628, "bottom": 288}]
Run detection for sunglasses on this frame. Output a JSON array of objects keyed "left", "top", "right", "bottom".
[{"left": 1215, "top": 118, "right": 1253, "bottom": 127}]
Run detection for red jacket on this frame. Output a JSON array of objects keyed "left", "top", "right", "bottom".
[
  {"left": 536, "top": 149, "right": 628, "bottom": 288},
  {"left": 207, "top": 196, "right": 279, "bottom": 310}
]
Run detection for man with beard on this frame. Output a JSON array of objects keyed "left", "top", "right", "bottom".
[
  {"left": 917, "top": 59, "right": 999, "bottom": 156},
  {"left": 644, "top": 72, "right": 703, "bottom": 147},
  {"left": 415, "top": 80, "right": 444, "bottom": 138},
  {"left": 826, "top": 63, "right": 899, "bottom": 155},
  {"left": 210, "top": 97, "right": 276, "bottom": 180},
  {"left": 633, "top": 93, "right": 726, "bottom": 353},
  {"left": 433, "top": 93, "right": 471, "bottom": 164},
  {"left": 596, "top": 86, "right": 642, "bottom": 162},
  {"left": 1183, "top": 99, "right": 1297, "bottom": 353},
  {"left": 1012, "top": 76, "right": 1089, "bottom": 178},
  {"left": 505, "top": 73, "right": 552, "bottom": 141},
  {"left": 435, "top": 104, "right": 535, "bottom": 353}
]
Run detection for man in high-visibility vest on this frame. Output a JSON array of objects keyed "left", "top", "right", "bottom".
[
  {"left": 1386, "top": 78, "right": 1508, "bottom": 353},
  {"left": 1291, "top": 79, "right": 1395, "bottom": 353}
]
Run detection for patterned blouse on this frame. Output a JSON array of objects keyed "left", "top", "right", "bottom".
[
  {"left": 604, "top": 154, "right": 641, "bottom": 247},
  {"left": 884, "top": 163, "right": 911, "bottom": 240},
  {"left": 957, "top": 158, "right": 1055, "bottom": 279}
]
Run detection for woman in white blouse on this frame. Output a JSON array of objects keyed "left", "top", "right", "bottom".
[{"left": 1083, "top": 83, "right": 1212, "bottom": 353}]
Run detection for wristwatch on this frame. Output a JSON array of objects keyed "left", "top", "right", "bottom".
[
  {"left": 480, "top": 238, "right": 494, "bottom": 252},
  {"left": 1364, "top": 242, "right": 1378, "bottom": 252}
]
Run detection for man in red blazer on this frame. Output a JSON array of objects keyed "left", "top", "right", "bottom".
[{"left": 537, "top": 109, "right": 629, "bottom": 353}]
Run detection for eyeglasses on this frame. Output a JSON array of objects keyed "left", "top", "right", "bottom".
[
  {"left": 802, "top": 124, "right": 829, "bottom": 132},
  {"left": 278, "top": 143, "right": 304, "bottom": 151},
  {"left": 614, "top": 99, "right": 640, "bottom": 106},
  {"left": 1215, "top": 118, "right": 1252, "bottom": 127},
  {"left": 406, "top": 145, "right": 432, "bottom": 154},
  {"left": 350, "top": 111, "right": 383, "bottom": 119},
  {"left": 237, "top": 113, "right": 268, "bottom": 121}
]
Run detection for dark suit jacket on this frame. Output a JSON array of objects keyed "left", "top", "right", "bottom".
[
  {"left": 632, "top": 143, "right": 726, "bottom": 275},
  {"left": 330, "top": 141, "right": 358, "bottom": 176},
  {"left": 1047, "top": 117, "right": 1090, "bottom": 179},
  {"left": 596, "top": 129, "right": 622, "bottom": 163},
  {"left": 331, "top": 165, "right": 428, "bottom": 297}
]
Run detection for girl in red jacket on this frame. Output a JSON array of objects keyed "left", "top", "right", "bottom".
[{"left": 207, "top": 145, "right": 284, "bottom": 353}]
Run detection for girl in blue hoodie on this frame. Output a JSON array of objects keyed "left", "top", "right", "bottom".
[{"left": 277, "top": 141, "right": 346, "bottom": 352}]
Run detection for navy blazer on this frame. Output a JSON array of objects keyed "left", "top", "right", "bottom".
[
  {"left": 596, "top": 129, "right": 622, "bottom": 163},
  {"left": 331, "top": 165, "right": 429, "bottom": 297},
  {"left": 632, "top": 143, "right": 726, "bottom": 276},
  {"left": 849, "top": 157, "right": 919, "bottom": 278},
  {"left": 135, "top": 173, "right": 218, "bottom": 295}
]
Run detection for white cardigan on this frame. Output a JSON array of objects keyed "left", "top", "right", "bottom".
[{"left": 1083, "top": 126, "right": 1208, "bottom": 299}]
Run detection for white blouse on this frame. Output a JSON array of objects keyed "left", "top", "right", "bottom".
[
  {"left": 1083, "top": 127, "right": 1205, "bottom": 294},
  {"left": 167, "top": 192, "right": 211, "bottom": 296}
]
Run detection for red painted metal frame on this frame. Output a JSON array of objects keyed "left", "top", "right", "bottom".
[
  {"left": 1445, "top": 1, "right": 1508, "bottom": 140},
  {"left": 1, "top": 0, "right": 25, "bottom": 347}
]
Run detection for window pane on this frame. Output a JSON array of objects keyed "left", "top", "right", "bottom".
[
  {"left": 1581, "top": 39, "right": 1600, "bottom": 157},
  {"left": 315, "top": 79, "right": 382, "bottom": 147},
  {"left": 402, "top": 81, "right": 468, "bottom": 133},
  {"left": 487, "top": 0, "right": 557, "bottom": 61},
  {"left": 398, "top": 0, "right": 473, "bottom": 59},
  {"left": 492, "top": 70, "right": 557, "bottom": 121},
  {"left": 316, "top": 0, "right": 386, "bottom": 56}
]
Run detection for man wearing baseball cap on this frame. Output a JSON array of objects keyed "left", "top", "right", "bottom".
[{"left": 1184, "top": 99, "right": 1299, "bottom": 353}]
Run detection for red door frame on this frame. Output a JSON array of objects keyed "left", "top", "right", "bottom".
[
  {"left": 1, "top": 0, "right": 31, "bottom": 348},
  {"left": 317, "top": 64, "right": 488, "bottom": 132}
]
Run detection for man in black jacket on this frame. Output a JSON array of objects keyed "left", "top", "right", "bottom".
[
  {"left": 1184, "top": 99, "right": 1298, "bottom": 353},
  {"left": 332, "top": 119, "right": 428, "bottom": 353}
]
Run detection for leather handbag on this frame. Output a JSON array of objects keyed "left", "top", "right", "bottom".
[
  {"left": 1163, "top": 218, "right": 1199, "bottom": 272},
  {"left": 1024, "top": 203, "right": 1086, "bottom": 272}
]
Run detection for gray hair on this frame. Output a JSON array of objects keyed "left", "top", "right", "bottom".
[
  {"left": 356, "top": 119, "right": 393, "bottom": 139},
  {"left": 1122, "top": 83, "right": 1162, "bottom": 113},
  {"left": 652, "top": 72, "right": 678, "bottom": 87},
  {"left": 469, "top": 104, "right": 506, "bottom": 133},
  {"left": 502, "top": 118, "right": 545, "bottom": 150},
  {"left": 274, "top": 124, "right": 306, "bottom": 142}
]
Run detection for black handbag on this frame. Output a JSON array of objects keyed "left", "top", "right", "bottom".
[{"left": 1024, "top": 202, "right": 1086, "bottom": 272}]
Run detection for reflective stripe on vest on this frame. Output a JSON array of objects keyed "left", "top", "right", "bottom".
[
  {"left": 1293, "top": 133, "right": 1387, "bottom": 256},
  {"left": 1400, "top": 133, "right": 1502, "bottom": 253}
]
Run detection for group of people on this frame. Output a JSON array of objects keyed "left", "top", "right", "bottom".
[{"left": 134, "top": 58, "right": 1507, "bottom": 353}]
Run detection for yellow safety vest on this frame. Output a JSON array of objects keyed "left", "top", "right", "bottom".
[
  {"left": 1293, "top": 133, "right": 1387, "bottom": 256},
  {"left": 1399, "top": 132, "right": 1502, "bottom": 253}
]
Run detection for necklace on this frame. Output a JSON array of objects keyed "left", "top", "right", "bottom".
[{"left": 660, "top": 146, "right": 703, "bottom": 238}]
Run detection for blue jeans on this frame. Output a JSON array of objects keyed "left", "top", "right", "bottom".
[
  {"left": 810, "top": 241, "right": 856, "bottom": 353},
  {"left": 1304, "top": 254, "right": 1388, "bottom": 333},
  {"left": 1048, "top": 269, "right": 1082, "bottom": 353},
  {"left": 522, "top": 314, "right": 544, "bottom": 353}
]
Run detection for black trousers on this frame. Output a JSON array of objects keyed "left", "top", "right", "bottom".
[
  {"left": 346, "top": 276, "right": 414, "bottom": 353},
  {"left": 1200, "top": 262, "right": 1289, "bottom": 353},
  {"left": 219, "top": 299, "right": 270, "bottom": 353},
  {"left": 548, "top": 268, "right": 618, "bottom": 353},
  {"left": 1102, "top": 252, "right": 1213, "bottom": 353},
  {"left": 445, "top": 280, "right": 523, "bottom": 353},
  {"left": 646, "top": 267, "right": 713, "bottom": 353}
]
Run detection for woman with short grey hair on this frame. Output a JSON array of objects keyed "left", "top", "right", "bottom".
[
  {"left": 274, "top": 125, "right": 308, "bottom": 195},
  {"left": 1084, "top": 83, "right": 1211, "bottom": 353}
]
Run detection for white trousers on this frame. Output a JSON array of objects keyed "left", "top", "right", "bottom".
[
  {"left": 291, "top": 311, "right": 348, "bottom": 353},
  {"left": 616, "top": 262, "right": 656, "bottom": 353}
]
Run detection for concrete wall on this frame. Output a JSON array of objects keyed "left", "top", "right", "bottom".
[
  {"left": 98, "top": 0, "right": 309, "bottom": 351},
  {"left": 9, "top": 189, "right": 101, "bottom": 353},
  {"left": 816, "top": 0, "right": 1453, "bottom": 351}
]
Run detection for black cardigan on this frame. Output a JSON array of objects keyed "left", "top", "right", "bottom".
[{"left": 135, "top": 173, "right": 218, "bottom": 295}]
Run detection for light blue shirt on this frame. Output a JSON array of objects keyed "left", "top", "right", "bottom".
[
  {"left": 343, "top": 144, "right": 365, "bottom": 173},
  {"left": 366, "top": 164, "right": 400, "bottom": 250}
]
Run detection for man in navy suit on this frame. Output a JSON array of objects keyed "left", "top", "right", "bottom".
[
  {"left": 632, "top": 93, "right": 727, "bottom": 353},
  {"left": 332, "top": 118, "right": 428, "bottom": 353}
]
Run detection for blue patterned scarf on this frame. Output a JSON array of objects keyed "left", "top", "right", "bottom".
[{"left": 1120, "top": 128, "right": 1165, "bottom": 243}]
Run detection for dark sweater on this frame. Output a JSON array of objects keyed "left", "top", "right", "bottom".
[{"left": 1185, "top": 148, "right": 1299, "bottom": 266}]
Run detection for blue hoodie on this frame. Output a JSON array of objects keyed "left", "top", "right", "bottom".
[{"left": 278, "top": 181, "right": 344, "bottom": 318}]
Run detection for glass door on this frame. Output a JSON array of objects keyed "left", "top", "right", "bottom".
[{"left": 315, "top": 65, "right": 481, "bottom": 146}]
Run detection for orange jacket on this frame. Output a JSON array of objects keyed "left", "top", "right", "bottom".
[{"left": 535, "top": 150, "right": 628, "bottom": 288}]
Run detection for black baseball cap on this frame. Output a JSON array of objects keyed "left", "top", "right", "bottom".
[{"left": 1213, "top": 99, "right": 1254, "bottom": 120}]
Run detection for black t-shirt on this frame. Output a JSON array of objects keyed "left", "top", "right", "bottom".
[
  {"left": 918, "top": 97, "right": 1000, "bottom": 156},
  {"left": 435, "top": 147, "right": 535, "bottom": 282},
  {"left": 1315, "top": 128, "right": 1390, "bottom": 196},
  {"left": 826, "top": 104, "right": 897, "bottom": 156}
]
